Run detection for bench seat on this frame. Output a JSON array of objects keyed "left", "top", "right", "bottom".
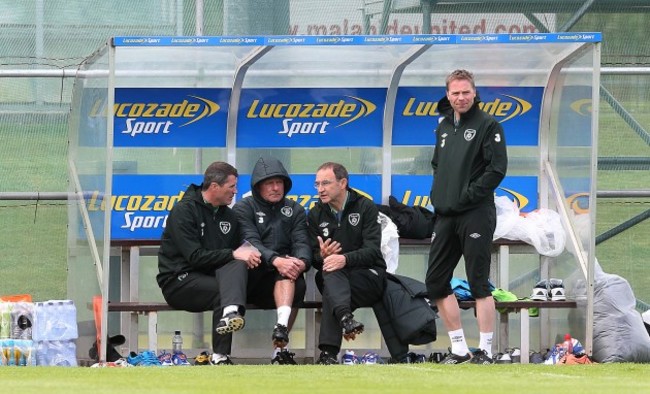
[{"left": 107, "top": 298, "right": 576, "bottom": 363}]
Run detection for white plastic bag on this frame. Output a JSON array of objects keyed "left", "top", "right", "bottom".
[
  {"left": 503, "top": 208, "right": 566, "bottom": 257},
  {"left": 493, "top": 196, "right": 520, "bottom": 240},
  {"left": 378, "top": 212, "right": 400, "bottom": 274}
]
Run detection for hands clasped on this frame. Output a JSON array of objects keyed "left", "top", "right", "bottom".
[
  {"left": 273, "top": 256, "right": 306, "bottom": 281},
  {"left": 318, "top": 236, "right": 345, "bottom": 272}
]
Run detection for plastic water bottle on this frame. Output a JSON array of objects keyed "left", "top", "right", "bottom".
[{"left": 172, "top": 330, "right": 183, "bottom": 354}]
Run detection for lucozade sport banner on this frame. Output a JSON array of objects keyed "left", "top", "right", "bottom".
[
  {"left": 236, "top": 88, "right": 385, "bottom": 147},
  {"left": 393, "top": 86, "right": 544, "bottom": 146},
  {"left": 112, "top": 88, "right": 230, "bottom": 147}
]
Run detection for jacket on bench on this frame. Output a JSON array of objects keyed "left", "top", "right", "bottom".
[{"left": 373, "top": 273, "right": 438, "bottom": 360}]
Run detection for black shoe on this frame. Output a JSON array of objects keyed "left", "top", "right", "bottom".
[
  {"left": 428, "top": 352, "right": 444, "bottom": 363},
  {"left": 469, "top": 349, "right": 495, "bottom": 364},
  {"left": 316, "top": 351, "right": 338, "bottom": 365},
  {"left": 272, "top": 323, "right": 290, "bottom": 348},
  {"left": 272, "top": 349, "right": 297, "bottom": 365},
  {"left": 439, "top": 351, "right": 472, "bottom": 364},
  {"left": 340, "top": 313, "right": 364, "bottom": 341},
  {"left": 216, "top": 312, "right": 245, "bottom": 335}
]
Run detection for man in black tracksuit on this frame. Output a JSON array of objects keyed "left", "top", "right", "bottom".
[
  {"left": 308, "top": 162, "right": 387, "bottom": 365},
  {"left": 426, "top": 70, "right": 507, "bottom": 364},
  {"left": 157, "top": 161, "right": 261, "bottom": 365},
  {"left": 227, "top": 156, "right": 310, "bottom": 365}
]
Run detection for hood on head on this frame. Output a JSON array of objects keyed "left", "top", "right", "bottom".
[{"left": 251, "top": 156, "right": 292, "bottom": 199}]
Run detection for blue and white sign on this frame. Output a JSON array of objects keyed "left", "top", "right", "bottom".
[
  {"left": 237, "top": 88, "right": 385, "bottom": 147},
  {"left": 96, "top": 174, "right": 201, "bottom": 240},
  {"left": 393, "top": 86, "right": 544, "bottom": 146},
  {"left": 391, "top": 174, "right": 538, "bottom": 213},
  {"left": 113, "top": 88, "right": 230, "bottom": 147}
]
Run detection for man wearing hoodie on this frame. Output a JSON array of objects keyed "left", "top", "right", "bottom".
[
  {"left": 157, "top": 161, "right": 262, "bottom": 366},
  {"left": 230, "top": 156, "right": 310, "bottom": 365},
  {"left": 426, "top": 69, "right": 507, "bottom": 365},
  {"left": 308, "top": 162, "right": 387, "bottom": 365}
]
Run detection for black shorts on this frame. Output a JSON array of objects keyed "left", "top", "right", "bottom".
[{"left": 425, "top": 204, "right": 496, "bottom": 299}]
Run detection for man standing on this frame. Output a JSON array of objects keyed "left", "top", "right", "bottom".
[
  {"left": 230, "top": 156, "right": 310, "bottom": 365},
  {"left": 157, "top": 161, "right": 261, "bottom": 366},
  {"left": 426, "top": 69, "right": 508, "bottom": 364},
  {"left": 308, "top": 162, "right": 387, "bottom": 365}
]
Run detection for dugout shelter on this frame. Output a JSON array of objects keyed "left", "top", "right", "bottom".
[{"left": 68, "top": 32, "right": 601, "bottom": 362}]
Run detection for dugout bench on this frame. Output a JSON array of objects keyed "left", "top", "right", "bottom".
[{"left": 108, "top": 237, "right": 576, "bottom": 364}]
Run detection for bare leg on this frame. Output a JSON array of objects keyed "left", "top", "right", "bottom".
[
  {"left": 274, "top": 278, "right": 295, "bottom": 310},
  {"left": 436, "top": 293, "right": 471, "bottom": 356},
  {"left": 435, "top": 293, "right": 462, "bottom": 331},
  {"left": 475, "top": 296, "right": 495, "bottom": 333}
]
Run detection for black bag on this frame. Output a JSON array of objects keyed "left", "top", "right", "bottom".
[
  {"left": 89, "top": 334, "right": 125, "bottom": 362},
  {"left": 377, "top": 196, "right": 435, "bottom": 239}
]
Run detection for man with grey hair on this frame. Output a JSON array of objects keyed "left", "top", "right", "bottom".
[{"left": 308, "top": 162, "right": 387, "bottom": 365}]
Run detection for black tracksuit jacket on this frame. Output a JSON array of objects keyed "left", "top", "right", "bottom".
[
  {"left": 308, "top": 188, "right": 386, "bottom": 272},
  {"left": 232, "top": 156, "right": 311, "bottom": 270},
  {"left": 430, "top": 95, "right": 508, "bottom": 215},
  {"left": 157, "top": 184, "right": 242, "bottom": 287}
]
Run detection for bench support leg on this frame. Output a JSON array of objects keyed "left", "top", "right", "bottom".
[
  {"left": 149, "top": 311, "right": 158, "bottom": 353},
  {"left": 498, "top": 311, "right": 509, "bottom": 353},
  {"left": 520, "top": 309, "right": 530, "bottom": 363}
]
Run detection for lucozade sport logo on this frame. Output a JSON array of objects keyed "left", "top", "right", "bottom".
[
  {"left": 401, "top": 94, "right": 532, "bottom": 123},
  {"left": 94, "top": 88, "right": 230, "bottom": 147},
  {"left": 86, "top": 190, "right": 184, "bottom": 233},
  {"left": 246, "top": 95, "right": 377, "bottom": 138},
  {"left": 237, "top": 88, "right": 385, "bottom": 147},
  {"left": 113, "top": 95, "right": 220, "bottom": 137},
  {"left": 393, "top": 86, "right": 543, "bottom": 146}
]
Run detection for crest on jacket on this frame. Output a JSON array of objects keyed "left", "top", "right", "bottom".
[
  {"left": 464, "top": 128, "right": 476, "bottom": 141},
  {"left": 219, "top": 221, "right": 231, "bottom": 234},
  {"left": 348, "top": 213, "right": 360, "bottom": 226},
  {"left": 281, "top": 206, "right": 293, "bottom": 217}
]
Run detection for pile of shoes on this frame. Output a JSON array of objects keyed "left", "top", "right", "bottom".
[
  {"left": 341, "top": 350, "right": 384, "bottom": 365},
  {"left": 494, "top": 347, "right": 521, "bottom": 364},
  {"left": 531, "top": 278, "right": 566, "bottom": 301}
]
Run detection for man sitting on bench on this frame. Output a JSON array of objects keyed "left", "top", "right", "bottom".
[
  {"left": 228, "top": 156, "right": 311, "bottom": 365},
  {"left": 157, "top": 161, "right": 261, "bottom": 365},
  {"left": 308, "top": 162, "right": 387, "bottom": 365}
]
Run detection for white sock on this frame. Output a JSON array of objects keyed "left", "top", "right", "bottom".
[
  {"left": 479, "top": 332, "right": 493, "bottom": 357},
  {"left": 223, "top": 305, "right": 238, "bottom": 316},
  {"left": 276, "top": 305, "right": 291, "bottom": 327},
  {"left": 449, "top": 328, "right": 470, "bottom": 356}
]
